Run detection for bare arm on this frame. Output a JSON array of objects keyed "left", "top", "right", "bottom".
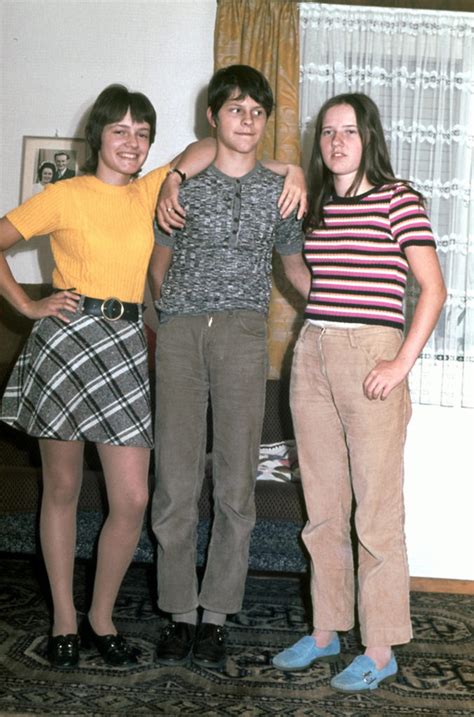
[
  {"left": 0, "top": 216, "right": 79, "bottom": 322},
  {"left": 263, "top": 162, "right": 308, "bottom": 220},
  {"left": 0, "top": 217, "right": 30, "bottom": 312},
  {"left": 148, "top": 244, "right": 173, "bottom": 302},
  {"left": 280, "top": 252, "right": 311, "bottom": 300},
  {"left": 363, "top": 244, "right": 447, "bottom": 400},
  {"left": 156, "top": 138, "right": 216, "bottom": 232}
]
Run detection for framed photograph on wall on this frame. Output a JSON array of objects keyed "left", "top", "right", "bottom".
[{"left": 20, "top": 136, "right": 86, "bottom": 202}]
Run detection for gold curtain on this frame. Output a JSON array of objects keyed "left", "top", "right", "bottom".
[{"left": 214, "top": 0, "right": 305, "bottom": 379}]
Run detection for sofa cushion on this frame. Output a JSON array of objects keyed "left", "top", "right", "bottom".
[{"left": 257, "top": 440, "right": 299, "bottom": 482}]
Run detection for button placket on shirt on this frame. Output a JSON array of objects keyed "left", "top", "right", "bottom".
[{"left": 230, "top": 178, "right": 241, "bottom": 248}]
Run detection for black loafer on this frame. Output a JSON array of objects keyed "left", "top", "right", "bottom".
[
  {"left": 47, "top": 634, "right": 79, "bottom": 669},
  {"left": 80, "top": 615, "right": 139, "bottom": 667},
  {"left": 192, "top": 623, "right": 226, "bottom": 669},
  {"left": 155, "top": 621, "right": 196, "bottom": 665}
]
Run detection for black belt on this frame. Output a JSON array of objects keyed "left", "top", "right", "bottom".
[
  {"left": 53, "top": 290, "right": 142, "bottom": 322},
  {"left": 82, "top": 296, "right": 141, "bottom": 322}
]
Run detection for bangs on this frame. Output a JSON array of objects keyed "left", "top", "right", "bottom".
[
  {"left": 82, "top": 84, "right": 157, "bottom": 174},
  {"left": 129, "top": 93, "right": 156, "bottom": 130}
]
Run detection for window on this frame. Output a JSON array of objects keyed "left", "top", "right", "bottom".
[{"left": 300, "top": 3, "right": 474, "bottom": 406}]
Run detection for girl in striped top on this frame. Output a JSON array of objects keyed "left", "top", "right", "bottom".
[{"left": 272, "top": 93, "right": 446, "bottom": 692}]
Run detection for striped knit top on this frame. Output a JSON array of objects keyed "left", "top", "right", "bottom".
[{"left": 303, "top": 183, "right": 436, "bottom": 329}]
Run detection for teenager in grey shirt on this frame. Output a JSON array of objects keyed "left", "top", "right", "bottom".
[{"left": 149, "top": 65, "right": 310, "bottom": 670}]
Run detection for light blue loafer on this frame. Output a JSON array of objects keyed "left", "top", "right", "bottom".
[
  {"left": 272, "top": 634, "right": 340, "bottom": 671},
  {"left": 330, "top": 653, "right": 398, "bottom": 692}
]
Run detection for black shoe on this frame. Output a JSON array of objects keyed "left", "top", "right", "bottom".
[
  {"left": 155, "top": 621, "right": 196, "bottom": 665},
  {"left": 80, "top": 615, "right": 140, "bottom": 667},
  {"left": 192, "top": 623, "right": 226, "bottom": 669},
  {"left": 47, "top": 634, "right": 79, "bottom": 669}
]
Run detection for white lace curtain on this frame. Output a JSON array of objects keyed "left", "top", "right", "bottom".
[{"left": 299, "top": 3, "right": 474, "bottom": 407}]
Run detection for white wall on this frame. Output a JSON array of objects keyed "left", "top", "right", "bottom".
[
  {"left": 1, "top": 0, "right": 473, "bottom": 581},
  {"left": 1, "top": 0, "right": 216, "bottom": 280},
  {"left": 405, "top": 406, "right": 474, "bottom": 580}
]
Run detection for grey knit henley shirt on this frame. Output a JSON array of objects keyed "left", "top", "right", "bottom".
[{"left": 155, "top": 162, "right": 303, "bottom": 317}]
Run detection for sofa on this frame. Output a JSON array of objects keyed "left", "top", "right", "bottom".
[{"left": 0, "top": 285, "right": 309, "bottom": 573}]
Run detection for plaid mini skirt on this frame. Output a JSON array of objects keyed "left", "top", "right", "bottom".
[{"left": 0, "top": 311, "right": 153, "bottom": 448}]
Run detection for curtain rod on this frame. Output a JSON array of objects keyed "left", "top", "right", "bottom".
[
  {"left": 296, "top": 0, "right": 473, "bottom": 10},
  {"left": 215, "top": 1, "right": 473, "bottom": 16}
]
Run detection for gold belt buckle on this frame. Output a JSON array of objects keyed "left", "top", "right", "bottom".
[{"left": 100, "top": 297, "right": 124, "bottom": 321}]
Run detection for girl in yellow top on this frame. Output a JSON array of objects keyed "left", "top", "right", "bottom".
[
  {"left": 0, "top": 85, "right": 172, "bottom": 669},
  {"left": 0, "top": 84, "right": 307, "bottom": 670}
]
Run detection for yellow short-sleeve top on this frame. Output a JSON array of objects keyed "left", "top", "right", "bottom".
[{"left": 7, "top": 165, "right": 169, "bottom": 303}]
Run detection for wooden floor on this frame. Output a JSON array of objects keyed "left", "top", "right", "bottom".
[{"left": 410, "top": 576, "right": 474, "bottom": 595}]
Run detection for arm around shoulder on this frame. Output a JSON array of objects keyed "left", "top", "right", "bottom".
[
  {"left": 170, "top": 137, "right": 216, "bottom": 178},
  {"left": 156, "top": 137, "right": 217, "bottom": 233},
  {"left": 261, "top": 161, "right": 308, "bottom": 220}
]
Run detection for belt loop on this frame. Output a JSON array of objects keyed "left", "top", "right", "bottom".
[
  {"left": 348, "top": 328, "right": 357, "bottom": 348},
  {"left": 299, "top": 321, "right": 309, "bottom": 342}
]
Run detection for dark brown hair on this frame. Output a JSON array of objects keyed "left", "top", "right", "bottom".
[
  {"left": 82, "top": 84, "right": 156, "bottom": 174},
  {"left": 208, "top": 65, "right": 274, "bottom": 121}
]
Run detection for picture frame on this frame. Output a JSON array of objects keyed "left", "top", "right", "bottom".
[{"left": 20, "top": 136, "right": 86, "bottom": 202}]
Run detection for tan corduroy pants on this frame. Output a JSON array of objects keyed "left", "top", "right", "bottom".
[{"left": 290, "top": 322, "right": 413, "bottom": 647}]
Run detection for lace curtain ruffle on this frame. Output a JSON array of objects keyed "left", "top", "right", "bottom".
[{"left": 300, "top": 3, "right": 474, "bottom": 407}]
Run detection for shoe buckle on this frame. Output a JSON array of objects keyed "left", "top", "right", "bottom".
[{"left": 363, "top": 670, "right": 377, "bottom": 684}]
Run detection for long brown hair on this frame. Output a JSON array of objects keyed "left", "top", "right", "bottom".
[{"left": 304, "top": 93, "right": 415, "bottom": 232}]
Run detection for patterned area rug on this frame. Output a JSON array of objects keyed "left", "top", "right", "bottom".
[{"left": 0, "top": 556, "right": 473, "bottom": 716}]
